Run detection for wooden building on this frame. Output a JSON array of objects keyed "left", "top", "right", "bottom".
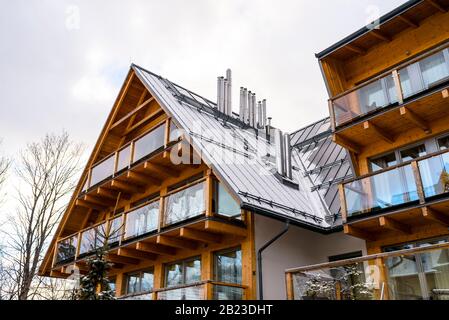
[{"left": 286, "top": 0, "right": 449, "bottom": 300}]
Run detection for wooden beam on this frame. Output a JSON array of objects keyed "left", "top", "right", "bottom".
[
  {"left": 96, "top": 187, "right": 130, "bottom": 200},
  {"left": 397, "top": 15, "right": 419, "bottom": 28},
  {"left": 379, "top": 216, "right": 411, "bottom": 234},
  {"left": 179, "top": 227, "right": 222, "bottom": 243},
  {"left": 83, "top": 194, "right": 115, "bottom": 207},
  {"left": 135, "top": 241, "right": 176, "bottom": 256},
  {"left": 144, "top": 162, "right": 179, "bottom": 178},
  {"left": 126, "top": 171, "right": 161, "bottom": 186},
  {"left": 117, "top": 248, "right": 157, "bottom": 260},
  {"left": 107, "top": 253, "right": 140, "bottom": 265},
  {"left": 110, "top": 179, "right": 144, "bottom": 194},
  {"left": 156, "top": 235, "right": 198, "bottom": 250},
  {"left": 345, "top": 44, "right": 366, "bottom": 55},
  {"left": 343, "top": 224, "right": 375, "bottom": 241},
  {"left": 122, "top": 108, "right": 165, "bottom": 137},
  {"left": 422, "top": 207, "right": 449, "bottom": 226},
  {"left": 204, "top": 220, "right": 247, "bottom": 238},
  {"left": 75, "top": 199, "right": 105, "bottom": 211},
  {"left": 110, "top": 97, "right": 155, "bottom": 130},
  {"left": 332, "top": 134, "right": 361, "bottom": 154},
  {"left": 442, "top": 89, "right": 449, "bottom": 99},
  {"left": 370, "top": 30, "right": 391, "bottom": 42},
  {"left": 363, "top": 121, "right": 395, "bottom": 144},
  {"left": 399, "top": 107, "right": 431, "bottom": 134},
  {"left": 426, "top": 0, "right": 447, "bottom": 12}
]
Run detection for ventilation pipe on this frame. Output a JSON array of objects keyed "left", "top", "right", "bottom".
[
  {"left": 226, "top": 69, "right": 232, "bottom": 115},
  {"left": 274, "top": 129, "right": 285, "bottom": 176},
  {"left": 257, "top": 101, "right": 262, "bottom": 128},
  {"left": 217, "top": 76, "right": 225, "bottom": 112},
  {"left": 223, "top": 79, "right": 229, "bottom": 114},
  {"left": 261, "top": 99, "right": 267, "bottom": 128},
  {"left": 247, "top": 91, "right": 252, "bottom": 125},
  {"left": 239, "top": 87, "right": 245, "bottom": 122},
  {"left": 275, "top": 129, "right": 293, "bottom": 179},
  {"left": 251, "top": 93, "right": 256, "bottom": 127}
]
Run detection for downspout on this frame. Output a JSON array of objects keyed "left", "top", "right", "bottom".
[{"left": 257, "top": 220, "right": 290, "bottom": 300}]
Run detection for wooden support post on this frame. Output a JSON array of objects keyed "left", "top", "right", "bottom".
[
  {"left": 379, "top": 216, "right": 411, "bottom": 234},
  {"left": 411, "top": 161, "right": 425, "bottom": 204},
  {"left": 392, "top": 70, "right": 404, "bottom": 104},
  {"left": 115, "top": 273, "right": 124, "bottom": 297},
  {"left": 158, "top": 188, "right": 167, "bottom": 231},
  {"left": 285, "top": 273, "right": 294, "bottom": 300},
  {"left": 338, "top": 184, "right": 348, "bottom": 223},
  {"left": 328, "top": 100, "right": 336, "bottom": 131},
  {"left": 202, "top": 251, "right": 214, "bottom": 300},
  {"left": 241, "top": 212, "right": 256, "bottom": 300},
  {"left": 205, "top": 169, "right": 213, "bottom": 217},
  {"left": 363, "top": 121, "right": 394, "bottom": 144}
]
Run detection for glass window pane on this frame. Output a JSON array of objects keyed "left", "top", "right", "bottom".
[
  {"left": 358, "top": 79, "right": 387, "bottom": 114},
  {"left": 419, "top": 153, "right": 449, "bottom": 198},
  {"left": 141, "top": 270, "right": 154, "bottom": 292},
  {"left": 164, "top": 182, "right": 205, "bottom": 225},
  {"left": 166, "top": 263, "right": 183, "bottom": 287},
  {"left": 116, "top": 145, "right": 131, "bottom": 172},
  {"left": 370, "top": 152, "right": 397, "bottom": 172},
  {"left": 108, "top": 216, "right": 123, "bottom": 245},
  {"left": 213, "top": 285, "right": 244, "bottom": 300},
  {"left": 126, "top": 274, "right": 140, "bottom": 294},
  {"left": 385, "top": 254, "right": 423, "bottom": 300},
  {"left": 419, "top": 51, "right": 449, "bottom": 88},
  {"left": 400, "top": 144, "right": 426, "bottom": 162},
  {"left": 215, "top": 248, "right": 242, "bottom": 284},
  {"left": 125, "top": 201, "right": 159, "bottom": 239},
  {"left": 216, "top": 182, "right": 240, "bottom": 217},
  {"left": 56, "top": 235, "right": 78, "bottom": 263},
  {"left": 169, "top": 121, "right": 182, "bottom": 142},
  {"left": 90, "top": 155, "right": 115, "bottom": 186},
  {"left": 185, "top": 259, "right": 201, "bottom": 284},
  {"left": 133, "top": 124, "right": 166, "bottom": 163},
  {"left": 79, "top": 228, "right": 97, "bottom": 255},
  {"left": 438, "top": 136, "right": 449, "bottom": 150}
]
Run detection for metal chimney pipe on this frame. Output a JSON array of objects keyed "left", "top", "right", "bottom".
[
  {"left": 226, "top": 69, "right": 232, "bottom": 115},
  {"left": 274, "top": 129, "right": 285, "bottom": 176},
  {"left": 217, "top": 77, "right": 225, "bottom": 112},
  {"left": 239, "top": 87, "right": 245, "bottom": 122},
  {"left": 221, "top": 79, "right": 228, "bottom": 113},
  {"left": 257, "top": 101, "right": 263, "bottom": 128},
  {"left": 243, "top": 88, "right": 248, "bottom": 123},
  {"left": 261, "top": 99, "right": 267, "bottom": 127},
  {"left": 283, "top": 133, "right": 292, "bottom": 179},
  {"left": 251, "top": 93, "right": 256, "bottom": 127},
  {"left": 247, "top": 90, "right": 252, "bottom": 124}
]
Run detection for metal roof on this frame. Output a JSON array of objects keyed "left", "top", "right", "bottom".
[
  {"left": 132, "top": 64, "right": 336, "bottom": 231},
  {"left": 315, "top": 0, "right": 423, "bottom": 59},
  {"left": 291, "top": 118, "right": 353, "bottom": 227}
]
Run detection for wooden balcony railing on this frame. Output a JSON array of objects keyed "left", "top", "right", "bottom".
[
  {"left": 118, "top": 280, "right": 247, "bottom": 300},
  {"left": 286, "top": 241, "right": 449, "bottom": 300},
  {"left": 339, "top": 147, "right": 449, "bottom": 222},
  {"left": 329, "top": 41, "right": 449, "bottom": 130}
]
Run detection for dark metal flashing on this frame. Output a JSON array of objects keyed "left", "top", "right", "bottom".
[{"left": 315, "top": 0, "right": 423, "bottom": 59}]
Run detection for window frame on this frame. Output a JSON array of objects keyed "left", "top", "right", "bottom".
[
  {"left": 214, "top": 246, "right": 243, "bottom": 285},
  {"left": 164, "top": 256, "right": 202, "bottom": 288},
  {"left": 124, "top": 267, "right": 154, "bottom": 295}
]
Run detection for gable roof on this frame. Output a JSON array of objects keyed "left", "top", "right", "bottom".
[{"left": 132, "top": 64, "right": 335, "bottom": 231}]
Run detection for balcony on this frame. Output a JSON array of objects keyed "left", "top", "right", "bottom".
[
  {"left": 329, "top": 43, "right": 449, "bottom": 151},
  {"left": 286, "top": 241, "right": 449, "bottom": 300},
  {"left": 339, "top": 148, "right": 449, "bottom": 240},
  {"left": 52, "top": 179, "right": 246, "bottom": 271},
  {"left": 119, "top": 281, "right": 246, "bottom": 300}
]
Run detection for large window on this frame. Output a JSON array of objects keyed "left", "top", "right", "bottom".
[
  {"left": 215, "top": 247, "right": 242, "bottom": 284},
  {"left": 125, "top": 201, "right": 159, "bottom": 239},
  {"left": 125, "top": 269, "right": 154, "bottom": 295},
  {"left": 214, "top": 181, "right": 240, "bottom": 218},
  {"left": 165, "top": 257, "right": 201, "bottom": 288}
]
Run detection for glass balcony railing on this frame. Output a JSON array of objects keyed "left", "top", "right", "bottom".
[
  {"left": 344, "top": 164, "right": 418, "bottom": 218},
  {"left": 286, "top": 241, "right": 449, "bottom": 300},
  {"left": 124, "top": 201, "right": 159, "bottom": 239},
  {"left": 341, "top": 148, "right": 449, "bottom": 220},
  {"left": 164, "top": 182, "right": 205, "bottom": 226},
  {"left": 82, "top": 122, "right": 168, "bottom": 191},
  {"left": 331, "top": 46, "right": 449, "bottom": 128},
  {"left": 55, "top": 234, "right": 78, "bottom": 264}
]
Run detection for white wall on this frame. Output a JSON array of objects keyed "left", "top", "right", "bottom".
[{"left": 254, "top": 214, "right": 367, "bottom": 300}]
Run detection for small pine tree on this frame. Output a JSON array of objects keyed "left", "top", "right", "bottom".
[{"left": 74, "top": 247, "right": 115, "bottom": 300}]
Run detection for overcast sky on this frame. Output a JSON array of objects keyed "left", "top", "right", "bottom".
[{"left": 0, "top": 0, "right": 409, "bottom": 159}]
